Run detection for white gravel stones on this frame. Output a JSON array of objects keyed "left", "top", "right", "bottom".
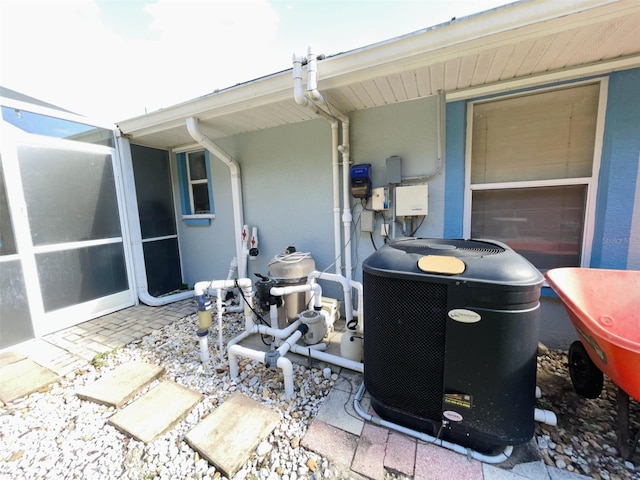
[{"left": 0, "top": 310, "right": 335, "bottom": 480}]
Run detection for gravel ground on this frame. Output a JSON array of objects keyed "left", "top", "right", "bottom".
[
  {"left": 0, "top": 311, "right": 638, "bottom": 480},
  {"left": 535, "top": 346, "right": 639, "bottom": 479}
]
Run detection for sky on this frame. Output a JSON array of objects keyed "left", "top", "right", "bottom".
[{"left": 0, "top": 0, "right": 515, "bottom": 123}]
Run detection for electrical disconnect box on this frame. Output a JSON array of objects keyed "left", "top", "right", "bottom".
[
  {"left": 371, "top": 187, "right": 389, "bottom": 211},
  {"left": 395, "top": 184, "right": 428, "bottom": 217},
  {"left": 360, "top": 210, "right": 374, "bottom": 232}
]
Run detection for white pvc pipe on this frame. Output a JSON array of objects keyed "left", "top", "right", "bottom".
[
  {"left": 277, "top": 356, "right": 295, "bottom": 397},
  {"left": 228, "top": 341, "right": 296, "bottom": 397},
  {"left": 117, "top": 136, "right": 194, "bottom": 306},
  {"left": 194, "top": 278, "right": 252, "bottom": 296},
  {"left": 186, "top": 117, "right": 246, "bottom": 278},
  {"left": 534, "top": 408, "right": 558, "bottom": 426},
  {"left": 256, "top": 320, "right": 302, "bottom": 339},
  {"left": 292, "top": 53, "right": 343, "bottom": 277},
  {"left": 226, "top": 330, "right": 252, "bottom": 350},
  {"left": 198, "top": 334, "right": 210, "bottom": 363},
  {"left": 215, "top": 288, "right": 224, "bottom": 359},
  {"left": 304, "top": 47, "right": 353, "bottom": 285},
  {"left": 289, "top": 343, "right": 364, "bottom": 373},
  {"left": 308, "top": 271, "right": 359, "bottom": 325},
  {"left": 352, "top": 383, "right": 513, "bottom": 464},
  {"left": 277, "top": 330, "right": 304, "bottom": 357}
]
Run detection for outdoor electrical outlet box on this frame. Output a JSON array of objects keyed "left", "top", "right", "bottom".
[
  {"left": 372, "top": 187, "right": 389, "bottom": 211},
  {"left": 395, "top": 184, "right": 428, "bottom": 217},
  {"left": 361, "top": 209, "right": 374, "bottom": 233}
]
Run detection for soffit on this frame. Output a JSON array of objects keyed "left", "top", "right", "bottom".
[{"left": 118, "top": 0, "right": 640, "bottom": 151}]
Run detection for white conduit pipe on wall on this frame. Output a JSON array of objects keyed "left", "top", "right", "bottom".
[
  {"left": 186, "top": 117, "right": 247, "bottom": 279},
  {"left": 117, "top": 136, "right": 194, "bottom": 306}
]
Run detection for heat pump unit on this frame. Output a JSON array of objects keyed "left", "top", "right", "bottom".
[{"left": 362, "top": 238, "right": 544, "bottom": 454}]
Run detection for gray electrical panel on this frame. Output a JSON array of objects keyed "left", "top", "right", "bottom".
[{"left": 386, "top": 156, "right": 402, "bottom": 184}]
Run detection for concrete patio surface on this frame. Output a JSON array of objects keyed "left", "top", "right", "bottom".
[{"left": 0, "top": 298, "right": 595, "bottom": 479}]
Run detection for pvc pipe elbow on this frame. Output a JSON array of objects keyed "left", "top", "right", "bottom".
[{"left": 534, "top": 408, "right": 558, "bottom": 426}]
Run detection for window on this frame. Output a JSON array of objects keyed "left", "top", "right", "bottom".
[
  {"left": 466, "top": 82, "right": 603, "bottom": 271},
  {"left": 176, "top": 150, "right": 215, "bottom": 226}
]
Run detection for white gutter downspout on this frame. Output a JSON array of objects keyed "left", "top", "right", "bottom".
[
  {"left": 117, "top": 135, "right": 193, "bottom": 306},
  {"left": 305, "top": 49, "right": 357, "bottom": 331},
  {"left": 305, "top": 46, "right": 353, "bottom": 282},
  {"left": 186, "top": 117, "right": 246, "bottom": 278},
  {"left": 292, "top": 53, "right": 342, "bottom": 277}
]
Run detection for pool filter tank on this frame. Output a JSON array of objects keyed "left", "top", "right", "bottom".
[{"left": 362, "top": 238, "right": 544, "bottom": 454}]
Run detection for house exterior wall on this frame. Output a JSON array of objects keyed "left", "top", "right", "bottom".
[
  {"left": 174, "top": 96, "right": 442, "bottom": 292},
  {"left": 592, "top": 68, "right": 640, "bottom": 270}
]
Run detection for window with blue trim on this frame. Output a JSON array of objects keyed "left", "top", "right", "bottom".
[{"left": 176, "top": 150, "right": 215, "bottom": 226}]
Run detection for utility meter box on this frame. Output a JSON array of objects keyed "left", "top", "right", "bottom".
[{"left": 395, "top": 184, "right": 428, "bottom": 216}]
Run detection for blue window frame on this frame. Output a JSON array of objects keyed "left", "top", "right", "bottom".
[{"left": 176, "top": 150, "right": 215, "bottom": 226}]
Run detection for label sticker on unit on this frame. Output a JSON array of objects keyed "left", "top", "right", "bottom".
[
  {"left": 448, "top": 309, "right": 481, "bottom": 323},
  {"left": 443, "top": 410, "right": 464, "bottom": 422},
  {"left": 443, "top": 393, "right": 473, "bottom": 409}
]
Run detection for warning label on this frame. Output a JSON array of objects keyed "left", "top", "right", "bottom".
[{"left": 443, "top": 393, "right": 473, "bottom": 409}]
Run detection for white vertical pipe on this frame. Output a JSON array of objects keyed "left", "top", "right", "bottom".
[
  {"left": 293, "top": 53, "right": 343, "bottom": 276},
  {"left": 186, "top": 117, "right": 246, "bottom": 278},
  {"left": 216, "top": 288, "right": 224, "bottom": 359},
  {"left": 331, "top": 122, "right": 342, "bottom": 276}
]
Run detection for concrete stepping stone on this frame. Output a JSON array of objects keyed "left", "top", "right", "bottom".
[
  {"left": 0, "top": 350, "right": 27, "bottom": 367},
  {"left": 0, "top": 358, "right": 58, "bottom": 404},
  {"left": 185, "top": 391, "right": 280, "bottom": 478},
  {"left": 76, "top": 361, "right": 164, "bottom": 408},
  {"left": 108, "top": 381, "right": 203, "bottom": 443}
]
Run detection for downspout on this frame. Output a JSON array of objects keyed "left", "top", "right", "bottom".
[
  {"left": 186, "top": 117, "right": 246, "bottom": 278},
  {"left": 306, "top": 46, "right": 353, "bottom": 281},
  {"left": 117, "top": 135, "right": 193, "bottom": 306},
  {"left": 293, "top": 53, "right": 343, "bottom": 276}
]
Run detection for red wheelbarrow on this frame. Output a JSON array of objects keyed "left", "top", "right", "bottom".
[{"left": 545, "top": 267, "right": 640, "bottom": 459}]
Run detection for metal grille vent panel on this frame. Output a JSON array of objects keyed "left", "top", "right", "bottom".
[
  {"left": 390, "top": 239, "right": 504, "bottom": 257},
  {"left": 363, "top": 272, "right": 447, "bottom": 420}
]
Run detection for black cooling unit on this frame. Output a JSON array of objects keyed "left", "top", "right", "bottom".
[{"left": 363, "top": 238, "right": 544, "bottom": 454}]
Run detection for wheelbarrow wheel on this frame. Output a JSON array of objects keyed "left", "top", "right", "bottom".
[{"left": 568, "top": 340, "right": 603, "bottom": 399}]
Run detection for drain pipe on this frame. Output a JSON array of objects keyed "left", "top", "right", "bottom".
[
  {"left": 117, "top": 135, "right": 193, "bottom": 306},
  {"left": 305, "top": 46, "right": 353, "bottom": 282},
  {"left": 186, "top": 117, "right": 246, "bottom": 278},
  {"left": 353, "top": 383, "right": 513, "bottom": 464},
  {"left": 293, "top": 53, "right": 342, "bottom": 277}
]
